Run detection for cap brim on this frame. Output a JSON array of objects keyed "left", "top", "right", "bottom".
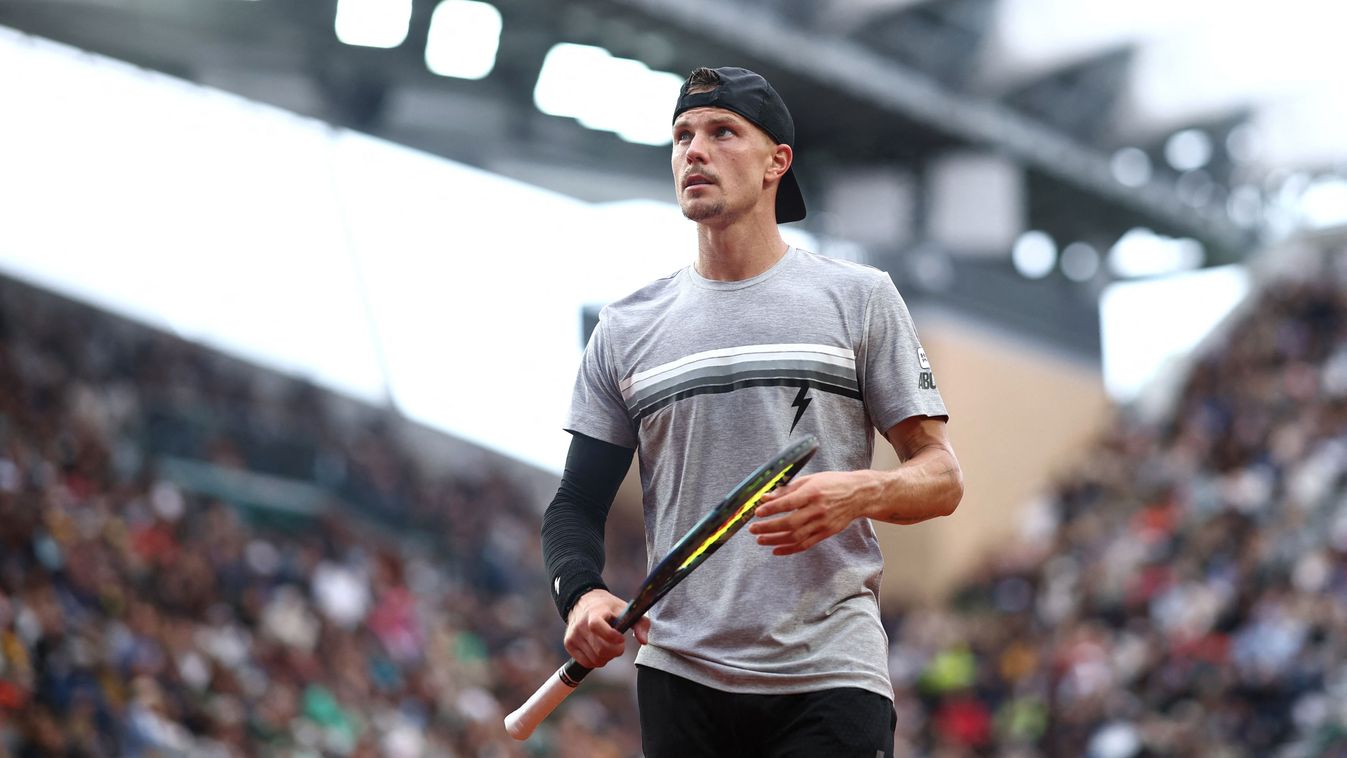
[{"left": 776, "top": 167, "right": 806, "bottom": 223}]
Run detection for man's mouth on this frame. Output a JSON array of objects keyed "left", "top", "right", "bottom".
[{"left": 684, "top": 175, "right": 714, "bottom": 188}]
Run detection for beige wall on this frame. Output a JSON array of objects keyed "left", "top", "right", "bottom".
[
  {"left": 609, "top": 308, "right": 1114, "bottom": 604},
  {"left": 872, "top": 310, "right": 1113, "bottom": 603}
]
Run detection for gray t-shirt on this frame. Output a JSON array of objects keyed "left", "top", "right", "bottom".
[{"left": 567, "top": 247, "right": 947, "bottom": 699}]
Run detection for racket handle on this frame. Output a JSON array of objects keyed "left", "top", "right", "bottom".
[{"left": 504, "top": 659, "right": 592, "bottom": 740}]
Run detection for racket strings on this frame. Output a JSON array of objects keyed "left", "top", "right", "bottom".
[{"left": 677, "top": 464, "right": 797, "bottom": 571}]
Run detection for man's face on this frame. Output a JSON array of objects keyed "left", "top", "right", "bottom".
[{"left": 671, "top": 106, "right": 786, "bottom": 225}]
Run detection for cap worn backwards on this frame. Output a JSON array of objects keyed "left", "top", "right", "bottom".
[{"left": 672, "top": 66, "right": 807, "bottom": 224}]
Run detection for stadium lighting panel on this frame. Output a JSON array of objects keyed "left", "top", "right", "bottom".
[
  {"left": 1011, "top": 230, "right": 1056, "bottom": 279},
  {"left": 425, "top": 1, "right": 502, "bottom": 80},
  {"left": 1107, "top": 228, "right": 1203, "bottom": 279},
  {"left": 1059, "top": 242, "right": 1101, "bottom": 282},
  {"left": 335, "top": 0, "right": 412, "bottom": 49},
  {"left": 1164, "top": 129, "right": 1212, "bottom": 172},
  {"left": 1110, "top": 148, "right": 1152, "bottom": 188},
  {"left": 1299, "top": 178, "right": 1347, "bottom": 229},
  {"left": 533, "top": 43, "right": 682, "bottom": 146}
]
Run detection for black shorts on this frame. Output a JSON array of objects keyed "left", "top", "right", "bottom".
[{"left": 637, "top": 665, "right": 897, "bottom": 758}]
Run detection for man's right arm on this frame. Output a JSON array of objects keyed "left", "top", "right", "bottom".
[{"left": 541, "top": 432, "right": 646, "bottom": 668}]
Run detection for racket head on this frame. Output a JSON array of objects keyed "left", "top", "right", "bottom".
[{"left": 620, "top": 434, "right": 818, "bottom": 621}]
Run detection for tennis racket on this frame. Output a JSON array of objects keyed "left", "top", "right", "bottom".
[{"left": 504, "top": 434, "right": 819, "bottom": 740}]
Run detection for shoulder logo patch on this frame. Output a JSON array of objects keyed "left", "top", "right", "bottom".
[{"left": 917, "top": 346, "right": 937, "bottom": 389}]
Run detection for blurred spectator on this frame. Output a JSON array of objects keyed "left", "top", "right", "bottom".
[
  {"left": 881, "top": 249, "right": 1347, "bottom": 755},
  {"left": 0, "top": 275, "right": 644, "bottom": 756}
]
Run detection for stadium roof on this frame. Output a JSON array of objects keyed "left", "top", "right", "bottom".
[{"left": 1, "top": 0, "right": 1340, "bottom": 355}]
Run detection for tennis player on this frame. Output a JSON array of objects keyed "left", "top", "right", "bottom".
[{"left": 541, "top": 66, "right": 963, "bottom": 756}]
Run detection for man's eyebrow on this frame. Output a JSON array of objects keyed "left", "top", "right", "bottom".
[{"left": 672, "top": 114, "right": 743, "bottom": 131}]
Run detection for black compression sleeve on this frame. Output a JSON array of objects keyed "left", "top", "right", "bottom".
[{"left": 541, "top": 432, "right": 635, "bottom": 621}]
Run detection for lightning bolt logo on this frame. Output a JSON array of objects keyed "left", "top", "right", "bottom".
[{"left": 789, "top": 386, "right": 812, "bottom": 434}]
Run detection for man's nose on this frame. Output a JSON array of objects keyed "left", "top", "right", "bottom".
[{"left": 684, "top": 132, "right": 709, "bottom": 163}]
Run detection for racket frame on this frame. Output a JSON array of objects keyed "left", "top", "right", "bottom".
[{"left": 504, "top": 434, "right": 818, "bottom": 740}]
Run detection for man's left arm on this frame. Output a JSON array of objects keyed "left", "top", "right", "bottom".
[{"left": 747, "top": 416, "right": 963, "bottom": 555}]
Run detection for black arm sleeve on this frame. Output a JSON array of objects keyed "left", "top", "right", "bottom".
[{"left": 541, "top": 431, "right": 635, "bottom": 621}]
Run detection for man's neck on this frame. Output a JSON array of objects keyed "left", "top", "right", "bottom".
[{"left": 694, "top": 215, "right": 788, "bottom": 282}]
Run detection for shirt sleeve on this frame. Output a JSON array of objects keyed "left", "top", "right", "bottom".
[
  {"left": 858, "top": 276, "right": 949, "bottom": 434},
  {"left": 565, "top": 314, "right": 640, "bottom": 449}
]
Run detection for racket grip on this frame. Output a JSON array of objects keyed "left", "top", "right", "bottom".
[{"left": 504, "top": 659, "right": 592, "bottom": 740}]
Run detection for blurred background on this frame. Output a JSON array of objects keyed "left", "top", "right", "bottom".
[{"left": 1, "top": 0, "right": 1345, "bottom": 755}]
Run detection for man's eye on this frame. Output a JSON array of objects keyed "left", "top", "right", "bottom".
[
  {"left": 675, "top": 131, "right": 692, "bottom": 142},
  {"left": 716, "top": 126, "right": 734, "bottom": 137}
]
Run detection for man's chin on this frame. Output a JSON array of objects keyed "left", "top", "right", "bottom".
[{"left": 680, "top": 200, "right": 726, "bottom": 222}]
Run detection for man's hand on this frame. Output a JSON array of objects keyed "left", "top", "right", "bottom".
[
  {"left": 749, "top": 419, "right": 962, "bottom": 556},
  {"left": 564, "top": 589, "right": 650, "bottom": 669},
  {"left": 748, "top": 470, "right": 877, "bottom": 555}
]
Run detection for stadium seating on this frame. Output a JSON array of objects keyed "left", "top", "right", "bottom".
[
  {"left": 0, "top": 276, "right": 644, "bottom": 757},
  {"left": 883, "top": 256, "right": 1347, "bottom": 755}
]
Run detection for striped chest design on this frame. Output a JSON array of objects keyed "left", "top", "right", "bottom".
[{"left": 619, "top": 343, "right": 860, "bottom": 423}]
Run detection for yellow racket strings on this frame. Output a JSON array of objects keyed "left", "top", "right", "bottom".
[{"left": 677, "top": 466, "right": 794, "bottom": 571}]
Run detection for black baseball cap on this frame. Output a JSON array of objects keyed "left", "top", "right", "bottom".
[{"left": 672, "top": 66, "right": 807, "bottom": 224}]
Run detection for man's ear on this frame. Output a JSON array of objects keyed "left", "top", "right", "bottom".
[{"left": 767, "top": 143, "right": 793, "bottom": 182}]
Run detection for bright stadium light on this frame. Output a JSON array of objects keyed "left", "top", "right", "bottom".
[
  {"left": 1299, "top": 178, "right": 1347, "bottom": 229},
  {"left": 335, "top": 0, "right": 412, "bottom": 49},
  {"left": 534, "top": 43, "right": 683, "bottom": 146},
  {"left": 1011, "top": 230, "right": 1056, "bottom": 279},
  {"left": 1164, "top": 129, "right": 1212, "bottom": 172},
  {"left": 534, "top": 43, "right": 606, "bottom": 119},
  {"left": 1060, "top": 242, "right": 1100, "bottom": 282},
  {"left": 1110, "top": 147, "right": 1152, "bottom": 188},
  {"left": 574, "top": 54, "right": 649, "bottom": 132},
  {"left": 1108, "top": 228, "right": 1203, "bottom": 279},
  {"left": 425, "top": 0, "right": 502, "bottom": 80}
]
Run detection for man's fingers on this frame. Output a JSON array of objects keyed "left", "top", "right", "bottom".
[
  {"left": 749, "top": 506, "right": 808, "bottom": 535},
  {"left": 567, "top": 634, "right": 624, "bottom": 668},
  {"left": 754, "top": 491, "right": 800, "bottom": 517},
  {"left": 760, "top": 476, "right": 802, "bottom": 497},
  {"left": 588, "top": 615, "right": 624, "bottom": 644},
  {"left": 753, "top": 529, "right": 797, "bottom": 546},
  {"left": 756, "top": 520, "right": 828, "bottom": 551},
  {"left": 754, "top": 477, "right": 811, "bottom": 515},
  {"left": 566, "top": 638, "right": 600, "bottom": 668},
  {"left": 565, "top": 594, "right": 633, "bottom": 668},
  {"left": 778, "top": 526, "right": 829, "bottom": 554},
  {"left": 753, "top": 518, "right": 805, "bottom": 544},
  {"left": 633, "top": 617, "right": 651, "bottom": 645}
]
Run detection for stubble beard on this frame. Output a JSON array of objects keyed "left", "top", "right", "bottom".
[{"left": 681, "top": 197, "right": 727, "bottom": 222}]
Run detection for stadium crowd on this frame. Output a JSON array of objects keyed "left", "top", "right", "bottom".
[
  {"left": 0, "top": 277, "right": 646, "bottom": 757},
  {"left": 882, "top": 254, "right": 1347, "bottom": 757},
  {"left": 1, "top": 243, "right": 1346, "bottom": 756}
]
